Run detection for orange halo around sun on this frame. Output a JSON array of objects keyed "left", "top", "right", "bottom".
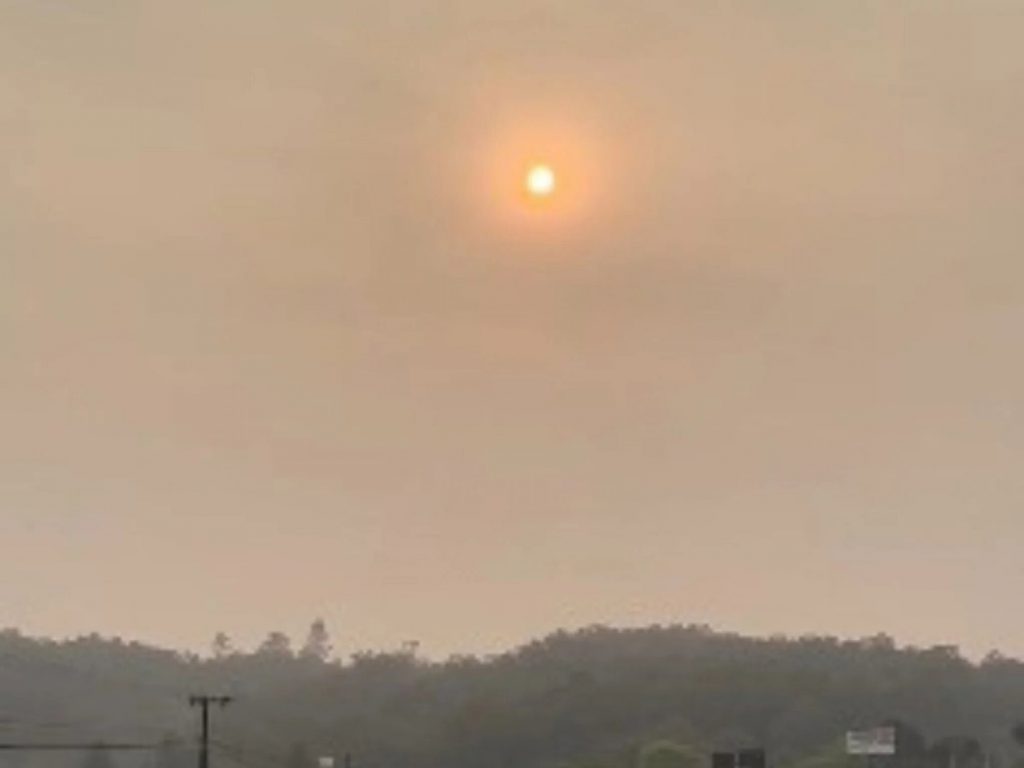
[{"left": 477, "top": 117, "right": 607, "bottom": 234}]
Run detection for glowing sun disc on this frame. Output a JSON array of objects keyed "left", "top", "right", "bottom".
[{"left": 526, "top": 164, "right": 556, "bottom": 198}]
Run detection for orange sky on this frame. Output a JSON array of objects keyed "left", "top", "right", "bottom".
[{"left": 2, "top": 0, "right": 1023, "bottom": 659}]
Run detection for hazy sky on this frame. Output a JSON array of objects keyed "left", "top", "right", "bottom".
[{"left": 2, "top": 0, "right": 1023, "bottom": 659}]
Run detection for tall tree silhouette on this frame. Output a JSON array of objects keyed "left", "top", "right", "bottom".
[{"left": 300, "top": 619, "right": 332, "bottom": 662}]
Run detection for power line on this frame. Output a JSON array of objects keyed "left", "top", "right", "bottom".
[{"left": 0, "top": 743, "right": 159, "bottom": 751}]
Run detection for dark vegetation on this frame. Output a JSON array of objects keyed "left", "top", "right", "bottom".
[{"left": 1, "top": 624, "right": 1024, "bottom": 768}]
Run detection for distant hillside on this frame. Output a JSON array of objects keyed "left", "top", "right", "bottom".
[{"left": 1, "top": 625, "right": 1023, "bottom": 768}]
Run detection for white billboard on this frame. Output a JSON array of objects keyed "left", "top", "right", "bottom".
[{"left": 846, "top": 727, "right": 897, "bottom": 756}]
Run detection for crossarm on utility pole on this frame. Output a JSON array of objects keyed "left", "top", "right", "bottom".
[{"left": 189, "top": 695, "right": 233, "bottom": 768}]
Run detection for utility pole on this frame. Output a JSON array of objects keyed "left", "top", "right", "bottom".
[{"left": 189, "top": 695, "right": 233, "bottom": 768}]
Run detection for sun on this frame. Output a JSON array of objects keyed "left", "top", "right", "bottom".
[{"left": 525, "top": 164, "right": 556, "bottom": 199}]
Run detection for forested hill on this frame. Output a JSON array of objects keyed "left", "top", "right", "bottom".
[{"left": 1, "top": 625, "right": 1024, "bottom": 768}]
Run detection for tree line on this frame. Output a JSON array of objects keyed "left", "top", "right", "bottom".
[{"left": 2, "top": 624, "right": 1024, "bottom": 768}]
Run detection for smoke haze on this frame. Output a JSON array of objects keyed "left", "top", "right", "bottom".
[{"left": 2, "top": 1, "right": 1023, "bottom": 657}]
